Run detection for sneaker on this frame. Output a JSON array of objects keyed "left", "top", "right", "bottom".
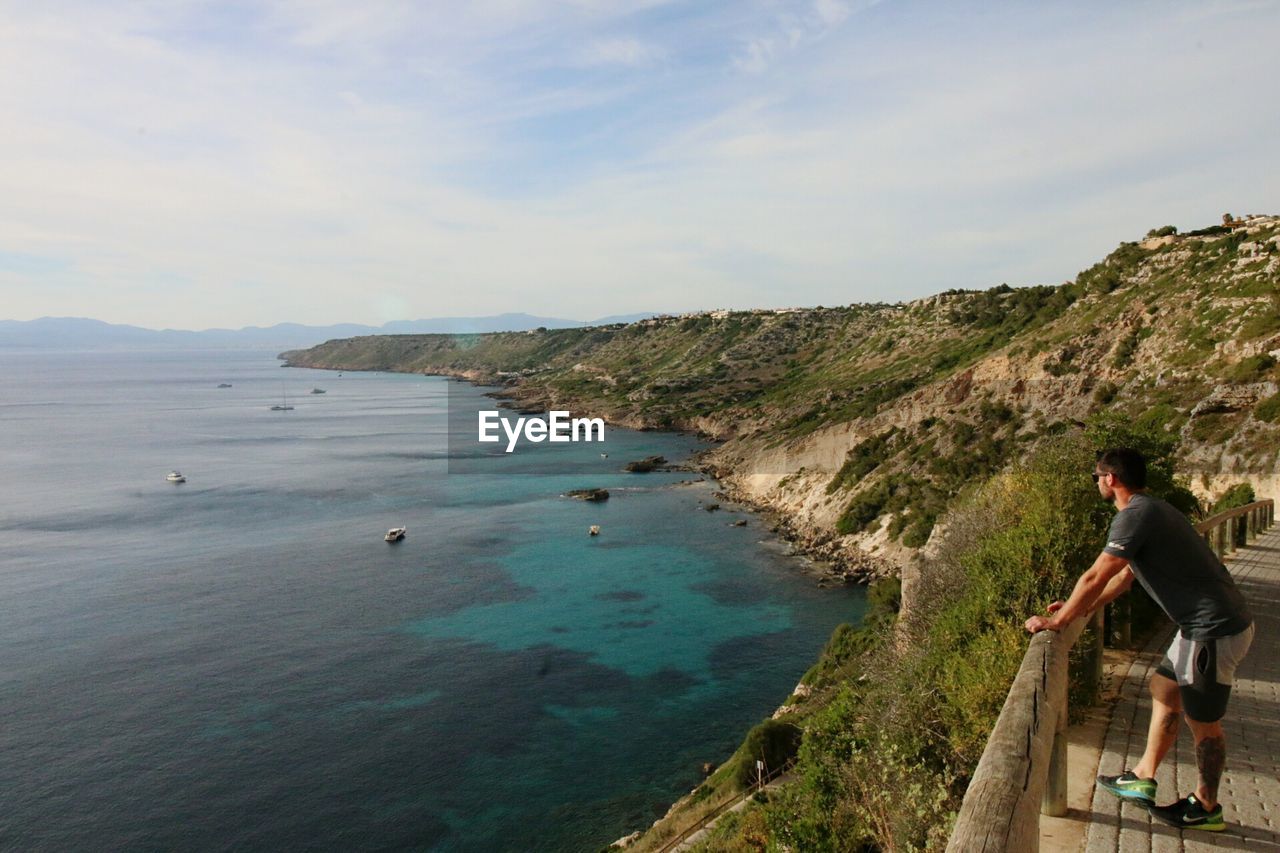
[
  {"left": 1096, "top": 770, "right": 1157, "bottom": 805},
  {"left": 1148, "top": 793, "right": 1226, "bottom": 831}
]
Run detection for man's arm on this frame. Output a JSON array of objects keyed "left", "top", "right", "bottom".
[
  {"left": 1025, "top": 551, "right": 1132, "bottom": 633},
  {"left": 1088, "top": 564, "right": 1134, "bottom": 612}
]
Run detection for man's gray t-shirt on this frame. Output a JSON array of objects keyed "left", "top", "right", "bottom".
[{"left": 1102, "top": 493, "right": 1251, "bottom": 639}]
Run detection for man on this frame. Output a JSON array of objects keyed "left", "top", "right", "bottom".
[{"left": 1024, "top": 447, "right": 1254, "bottom": 832}]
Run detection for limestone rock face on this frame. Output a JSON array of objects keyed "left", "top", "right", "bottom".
[{"left": 1191, "top": 383, "right": 1276, "bottom": 416}]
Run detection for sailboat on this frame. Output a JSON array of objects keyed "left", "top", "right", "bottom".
[{"left": 270, "top": 385, "right": 294, "bottom": 411}]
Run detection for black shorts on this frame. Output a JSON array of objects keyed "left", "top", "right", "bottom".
[{"left": 1155, "top": 623, "right": 1255, "bottom": 723}]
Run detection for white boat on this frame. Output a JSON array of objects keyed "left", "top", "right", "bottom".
[
  {"left": 589, "top": 525, "right": 601, "bottom": 536},
  {"left": 310, "top": 388, "right": 326, "bottom": 395},
  {"left": 166, "top": 471, "right": 186, "bottom": 483},
  {"left": 385, "top": 526, "right": 407, "bottom": 542}
]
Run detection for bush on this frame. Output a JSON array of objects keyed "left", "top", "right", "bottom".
[
  {"left": 827, "top": 428, "right": 899, "bottom": 494},
  {"left": 1111, "top": 330, "right": 1141, "bottom": 368},
  {"left": 1254, "top": 392, "right": 1280, "bottom": 423},
  {"left": 1146, "top": 225, "right": 1178, "bottom": 238},
  {"left": 729, "top": 720, "right": 803, "bottom": 788},
  {"left": 1085, "top": 411, "right": 1199, "bottom": 514},
  {"left": 1227, "top": 354, "right": 1276, "bottom": 383},
  {"left": 1211, "top": 483, "right": 1255, "bottom": 514},
  {"left": 836, "top": 481, "right": 893, "bottom": 534},
  {"left": 1190, "top": 411, "right": 1245, "bottom": 446}
]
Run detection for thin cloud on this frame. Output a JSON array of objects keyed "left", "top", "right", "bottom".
[
  {"left": 733, "top": 37, "right": 777, "bottom": 74},
  {"left": 813, "top": 0, "right": 853, "bottom": 26},
  {"left": 578, "top": 37, "right": 666, "bottom": 66},
  {"left": 730, "top": 0, "right": 873, "bottom": 73}
]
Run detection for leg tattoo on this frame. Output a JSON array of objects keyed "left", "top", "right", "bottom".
[{"left": 1196, "top": 735, "right": 1226, "bottom": 803}]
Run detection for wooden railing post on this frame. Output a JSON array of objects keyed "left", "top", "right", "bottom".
[
  {"left": 1114, "top": 595, "right": 1131, "bottom": 648},
  {"left": 1090, "top": 608, "right": 1104, "bottom": 687},
  {"left": 946, "top": 618, "right": 1087, "bottom": 852},
  {"left": 1042, "top": 703, "right": 1069, "bottom": 817}
]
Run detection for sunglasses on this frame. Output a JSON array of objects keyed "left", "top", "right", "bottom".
[{"left": 1091, "top": 472, "right": 1110, "bottom": 482}]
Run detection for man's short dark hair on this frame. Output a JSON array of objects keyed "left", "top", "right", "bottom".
[{"left": 1097, "top": 447, "right": 1147, "bottom": 489}]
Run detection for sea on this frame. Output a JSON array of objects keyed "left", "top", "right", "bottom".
[{"left": 0, "top": 349, "right": 863, "bottom": 852}]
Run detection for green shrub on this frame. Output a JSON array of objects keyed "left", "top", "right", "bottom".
[
  {"left": 1146, "top": 225, "right": 1178, "bottom": 238},
  {"left": 1211, "top": 483, "right": 1255, "bottom": 514},
  {"left": 1134, "top": 402, "right": 1185, "bottom": 435},
  {"left": 1085, "top": 411, "right": 1199, "bottom": 513},
  {"left": 1256, "top": 392, "right": 1280, "bottom": 423},
  {"left": 729, "top": 720, "right": 803, "bottom": 788},
  {"left": 1227, "top": 354, "right": 1276, "bottom": 383},
  {"left": 1093, "top": 381, "right": 1119, "bottom": 406},
  {"left": 1111, "top": 330, "right": 1141, "bottom": 368},
  {"left": 827, "top": 428, "right": 899, "bottom": 494},
  {"left": 1190, "top": 411, "right": 1245, "bottom": 446},
  {"left": 901, "top": 518, "right": 935, "bottom": 548},
  {"left": 836, "top": 481, "right": 893, "bottom": 534}
]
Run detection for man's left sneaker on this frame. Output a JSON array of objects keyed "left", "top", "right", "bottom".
[
  {"left": 1096, "top": 771, "right": 1156, "bottom": 805},
  {"left": 1148, "top": 793, "right": 1226, "bottom": 832}
]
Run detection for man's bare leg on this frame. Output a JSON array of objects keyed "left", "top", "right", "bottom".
[
  {"left": 1132, "top": 673, "right": 1181, "bottom": 779},
  {"left": 1186, "top": 719, "right": 1227, "bottom": 809}
]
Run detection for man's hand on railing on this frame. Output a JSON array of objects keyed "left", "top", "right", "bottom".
[{"left": 1024, "top": 601, "right": 1066, "bottom": 634}]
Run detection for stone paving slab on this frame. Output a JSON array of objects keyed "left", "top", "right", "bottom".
[{"left": 1081, "top": 528, "right": 1280, "bottom": 852}]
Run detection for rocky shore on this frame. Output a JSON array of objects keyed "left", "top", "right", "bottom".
[{"left": 284, "top": 357, "right": 889, "bottom": 585}]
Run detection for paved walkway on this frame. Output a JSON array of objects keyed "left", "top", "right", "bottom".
[{"left": 1081, "top": 525, "right": 1280, "bottom": 851}]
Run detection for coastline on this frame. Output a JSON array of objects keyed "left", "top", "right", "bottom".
[{"left": 282, "top": 358, "right": 883, "bottom": 586}]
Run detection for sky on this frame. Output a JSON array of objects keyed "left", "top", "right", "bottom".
[{"left": 1, "top": 0, "right": 1277, "bottom": 330}]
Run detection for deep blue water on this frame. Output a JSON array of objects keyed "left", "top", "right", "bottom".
[{"left": 0, "top": 349, "right": 862, "bottom": 851}]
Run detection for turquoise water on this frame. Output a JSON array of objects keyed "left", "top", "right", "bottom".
[{"left": 0, "top": 349, "right": 863, "bottom": 851}]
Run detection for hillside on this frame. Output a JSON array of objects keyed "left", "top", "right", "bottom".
[{"left": 284, "top": 214, "right": 1280, "bottom": 579}]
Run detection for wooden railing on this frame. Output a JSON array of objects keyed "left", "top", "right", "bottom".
[
  {"left": 1195, "top": 499, "right": 1275, "bottom": 554},
  {"left": 947, "top": 498, "right": 1274, "bottom": 852},
  {"left": 945, "top": 615, "right": 1087, "bottom": 851}
]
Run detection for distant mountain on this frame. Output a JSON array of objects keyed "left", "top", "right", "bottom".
[{"left": 0, "top": 312, "right": 659, "bottom": 350}]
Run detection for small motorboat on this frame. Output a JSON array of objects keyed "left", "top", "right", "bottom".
[
  {"left": 217, "top": 383, "right": 233, "bottom": 388},
  {"left": 588, "top": 525, "right": 601, "bottom": 536},
  {"left": 310, "top": 388, "right": 326, "bottom": 395},
  {"left": 599, "top": 453, "right": 608, "bottom": 458},
  {"left": 385, "top": 527, "right": 407, "bottom": 542},
  {"left": 166, "top": 471, "right": 186, "bottom": 483}
]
